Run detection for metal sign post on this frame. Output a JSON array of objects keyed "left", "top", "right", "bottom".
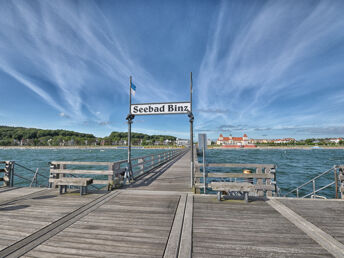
[
  {"left": 126, "top": 76, "right": 134, "bottom": 182},
  {"left": 190, "top": 72, "right": 194, "bottom": 188},
  {"left": 127, "top": 73, "right": 194, "bottom": 187}
]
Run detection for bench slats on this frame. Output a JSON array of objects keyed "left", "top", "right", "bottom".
[
  {"left": 49, "top": 178, "right": 93, "bottom": 187},
  {"left": 194, "top": 172, "right": 274, "bottom": 179},
  {"left": 195, "top": 183, "right": 275, "bottom": 191},
  {"left": 50, "top": 161, "right": 119, "bottom": 166},
  {"left": 50, "top": 169, "right": 113, "bottom": 176}
]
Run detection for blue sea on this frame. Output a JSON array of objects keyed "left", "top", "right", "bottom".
[{"left": 0, "top": 148, "right": 343, "bottom": 198}]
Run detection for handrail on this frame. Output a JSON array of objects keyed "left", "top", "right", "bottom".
[
  {"left": 284, "top": 166, "right": 340, "bottom": 198},
  {"left": 49, "top": 148, "right": 187, "bottom": 189}
]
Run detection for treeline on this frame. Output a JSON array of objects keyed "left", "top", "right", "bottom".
[
  {"left": 104, "top": 132, "right": 176, "bottom": 146},
  {"left": 0, "top": 126, "right": 176, "bottom": 146},
  {"left": 257, "top": 138, "right": 343, "bottom": 146}
]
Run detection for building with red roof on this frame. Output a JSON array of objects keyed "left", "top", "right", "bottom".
[{"left": 216, "top": 133, "right": 254, "bottom": 147}]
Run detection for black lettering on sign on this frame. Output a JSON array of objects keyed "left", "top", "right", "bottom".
[
  {"left": 154, "top": 107, "right": 159, "bottom": 112},
  {"left": 177, "top": 106, "right": 183, "bottom": 112},
  {"left": 168, "top": 105, "right": 173, "bottom": 112},
  {"left": 149, "top": 106, "right": 153, "bottom": 112},
  {"left": 184, "top": 106, "right": 188, "bottom": 111},
  {"left": 139, "top": 108, "right": 143, "bottom": 113},
  {"left": 144, "top": 107, "right": 148, "bottom": 112},
  {"left": 133, "top": 106, "right": 138, "bottom": 113},
  {"left": 160, "top": 106, "right": 165, "bottom": 112}
]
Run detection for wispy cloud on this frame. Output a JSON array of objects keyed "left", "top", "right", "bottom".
[
  {"left": 196, "top": 0, "right": 344, "bottom": 136},
  {"left": 0, "top": 0, "right": 176, "bottom": 123}
]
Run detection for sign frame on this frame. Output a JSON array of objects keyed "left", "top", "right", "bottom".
[{"left": 130, "top": 101, "right": 191, "bottom": 116}]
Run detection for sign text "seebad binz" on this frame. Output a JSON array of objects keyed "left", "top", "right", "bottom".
[{"left": 131, "top": 102, "right": 191, "bottom": 115}]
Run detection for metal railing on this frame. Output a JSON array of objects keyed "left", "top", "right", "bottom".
[
  {"left": 49, "top": 148, "right": 187, "bottom": 190},
  {"left": 0, "top": 148, "right": 187, "bottom": 190},
  {"left": 0, "top": 161, "right": 49, "bottom": 188},
  {"left": 284, "top": 166, "right": 341, "bottom": 199}
]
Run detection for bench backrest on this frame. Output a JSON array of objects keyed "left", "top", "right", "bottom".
[
  {"left": 194, "top": 162, "right": 277, "bottom": 197},
  {"left": 50, "top": 161, "right": 126, "bottom": 186}
]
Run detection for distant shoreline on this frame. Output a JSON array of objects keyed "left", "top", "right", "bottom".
[
  {"left": 0, "top": 146, "right": 184, "bottom": 150},
  {"left": 0, "top": 146, "right": 343, "bottom": 150},
  {"left": 210, "top": 146, "right": 344, "bottom": 150}
]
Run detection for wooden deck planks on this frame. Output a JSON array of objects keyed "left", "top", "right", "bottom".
[
  {"left": 128, "top": 151, "right": 191, "bottom": 192},
  {"left": 0, "top": 189, "right": 104, "bottom": 251},
  {"left": 2, "top": 151, "right": 343, "bottom": 257},
  {"left": 192, "top": 195, "right": 332, "bottom": 257},
  {"left": 277, "top": 198, "right": 344, "bottom": 246},
  {"left": 25, "top": 191, "right": 181, "bottom": 257}
]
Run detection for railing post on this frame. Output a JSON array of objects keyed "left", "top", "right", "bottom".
[
  {"left": 203, "top": 149, "right": 206, "bottom": 194},
  {"left": 108, "top": 164, "right": 115, "bottom": 191},
  {"left": 49, "top": 163, "right": 60, "bottom": 188},
  {"left": 296, "top": 188, "right": 299, "bottom": 198},
  {"left": 312, "top": 179, "right": 316, "bottom": 198},
  {"left": 113, "top": 162, "right": 122, "bottom": 188},
  {"left": 138, "top": 158, "right": 144, "bottom": 175},
  {"left": 4, "top": 161, "right": 14, "bottom": 187},
  {"left": 339, "top": 167, "right": 344, "bottom": 199},
  {"left": 334, "top": 166, "right": 339, "bottom": 199}
]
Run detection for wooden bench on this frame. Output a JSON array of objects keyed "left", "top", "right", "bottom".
[
  {"left": 210, "top": 182, "right": 255, "bottom": 203},
  {"left": 49, "top": 161, "right": 122, "bottom": 192},
  {"left": 49, "top": 177, "right": 93, "bottom": 195}
]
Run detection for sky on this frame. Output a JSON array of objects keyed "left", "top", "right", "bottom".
[{"left": 0, "top": 0, "right": 344, "bottom": 140}]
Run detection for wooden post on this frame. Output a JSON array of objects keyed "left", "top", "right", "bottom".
[
  {"left": 334, "top": 166, "right": 339, "bottom": 199},
  {"left": 138, "top": 158, "right": 144, "bottom": 175},
  {"left": 113, "top": 162, "right": 121, "bottom": 188},
  {"left": 256, "top": 167, "right": 264, "bottom": 197},
  {"left": 4, "top": 161, "right": 14, "bottom": 187},
  {"left": 108, "top": 164, "right": 115, "bottom": 191},
  {"left": 339, "top": 168, "right": 344, "bottom": 199},
  {"left": 265, "top": 167, "right": 273, "bottom": 197}
]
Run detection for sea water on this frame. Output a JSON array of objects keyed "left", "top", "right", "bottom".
[{"left": 0, "top": 148, "right": 343, "bottom": 198}]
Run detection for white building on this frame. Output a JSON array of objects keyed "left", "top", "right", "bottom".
[{"left": 176, "top": 138, "right": 189, "bottom": 146}]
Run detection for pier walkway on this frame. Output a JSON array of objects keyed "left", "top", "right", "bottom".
[{"left": 0, "top": 151, "right": 343, "bottom": 257}]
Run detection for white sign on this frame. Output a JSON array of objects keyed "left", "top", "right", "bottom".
[{"left": 131, "top": 102, "right": 191, "bottom": 115}]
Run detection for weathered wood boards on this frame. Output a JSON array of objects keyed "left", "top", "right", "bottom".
[
  {"left": 192, "top": 195, "right": 332, "bottom": 257},
  {"left": 128, "top": 151, "right": 192, "bottom": 192},
  {"left": 24, "top": 192, "right": 180, "bottom": 258},
  {"left": 49, "top": 178, "right": 94, "bottom": 195},
  {"left": 268, "top": 198, "right": 344, "bottom": 257},
  {"left": 0, "top": 189, "right": 104, "bottom": 254},
  {"left": 194, "top": 162, "right": 277, "bottom": 196},
  {"left": 277, "top": 198, "right": 344, "bottom": 247}
]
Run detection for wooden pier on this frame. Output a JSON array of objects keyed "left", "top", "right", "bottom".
[{"left": 0, "top": 151, "right": 344, "bottom": 257}]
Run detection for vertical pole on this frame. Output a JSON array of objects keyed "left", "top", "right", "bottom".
[
  {"left": 128, "top": 76, "right": 132, "bottom": 180},
  {"left": 190, "top": 72, "right": 194, "bottom": 188},
  {"left": 203, "top": 146, "right": 206, "bottom": 194},
  {"left": 312, "top": 179, "right": 315, "bottom": 198},
  {"left": 334, "top": 166, "right": 338, "bottom": 199}
]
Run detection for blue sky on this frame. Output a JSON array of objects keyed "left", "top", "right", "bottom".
[{"left": 1, "top": 0, "right": 344, "bottom": 140}]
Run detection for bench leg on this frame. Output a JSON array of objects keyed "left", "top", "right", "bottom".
[
  {"left": 217, "top": 191, "right": 221, "bottom": 201},
  {"left": 85, "top": 186, "right": 88, "bottom": 195},
  {"left": 64, "top": 185, "right": 67, "bottom": 193},
  {"left": 59, "top": 185, "right": 63, "bottom": 195},
  {"left": 80, "top": 186, "right": 83, "bottom": 195},
  {"left": 244, "top": 192, "right": 248, "bottom": 203}
]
